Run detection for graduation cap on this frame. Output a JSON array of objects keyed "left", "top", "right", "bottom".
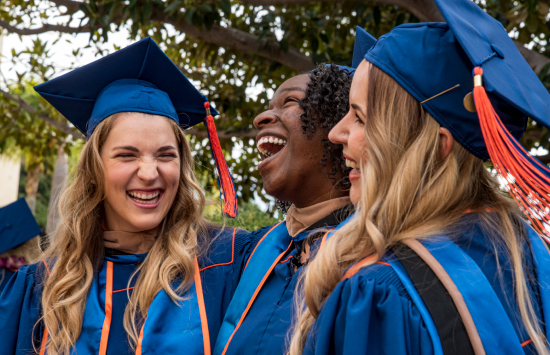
[
  {"left": 352, "top": 26, "right": 376, "bottom": 69},
  {"left": 358, "top": 0, "right": 550, "bottom": 236},
  {"left": 34, "top": 38, "right": 237, "bottom": 217},
  {"left": 0, "top": 198, "right": 42, "bottom": 255}
]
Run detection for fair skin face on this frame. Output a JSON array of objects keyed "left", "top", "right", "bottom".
[
  {"left": 329, "top": 60, "right": 454, "bottom": 206},
  {"left": 100, "top": 113, "right": 181, "bottom": 233}
]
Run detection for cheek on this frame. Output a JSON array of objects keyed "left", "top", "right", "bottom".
[
  {"left": 160, "top": 162, "right": 181, "bottom": 189},
  {"left": 350, "top": 130, "right": 366, "bottom": 158},
  {"left": 104, "top": 162, "right": 135, "bottom": 193}
]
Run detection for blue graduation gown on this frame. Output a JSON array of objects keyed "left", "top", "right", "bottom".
[
  {"left": 0, "top": 269, "right": 14, "bottom": 293},
  {"left": 0, "top": 227, "right": 251, "bottom": 355},
  {"left": 215, "top": 209, "right": 350, "bottom": 355},
  {"left": 303, "top": 215, "right": 545, "bottom": 355}
]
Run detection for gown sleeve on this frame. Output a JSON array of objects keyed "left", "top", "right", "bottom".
[
  {"left": 0, "top": 263, "right": 44, "bottom": 355},
  {"left": 303, "top": 265, "right": 434, "bottom": 355}
]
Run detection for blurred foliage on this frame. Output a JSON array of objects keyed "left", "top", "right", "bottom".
[
  {"left": 205, "top": 200, "right": 281, "bottom": 231},
  {"left": 18, "top": 164, "right": 52, "bottom": 230},
  {"left": 1, "top": 0, "right": 550, "bottom": 212}
]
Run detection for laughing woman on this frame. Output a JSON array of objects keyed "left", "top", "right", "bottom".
[
  {"left": 214, "top": 63, "right": 356, "bottom": 355},
  {"left": 290, "top": 2, "right": 550, "bottom": 355},
  {"left": 0, "top": 38, "right": 249, "bottom": 355}
]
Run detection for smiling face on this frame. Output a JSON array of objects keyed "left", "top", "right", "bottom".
[
  {"left": 328, "top": 61, "right": 369, "bottom": 205},
  {"left": 254, "top": 74, "right": 344, "bottom": 208},
  {"left": 100, "top": 113, "right": 181, "bottom": 233}
]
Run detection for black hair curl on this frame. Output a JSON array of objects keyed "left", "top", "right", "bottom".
[{"left": 299, "top": 63, "right": 353, "bottom": 191}]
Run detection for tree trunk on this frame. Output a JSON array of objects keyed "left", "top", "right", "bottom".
[
  {"left": 25, "top": 164, "right": 42, "bottom": 215},
  {"left": 46, "top": 145, "right": 68, "bottom": 235}
]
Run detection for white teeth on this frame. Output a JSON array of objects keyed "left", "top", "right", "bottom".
[
  {"left": 345, "top": 159, "right": 357, "bottom": 169},
  {"left": 128, "top": 191, "right": 160, "bottom": 201}
]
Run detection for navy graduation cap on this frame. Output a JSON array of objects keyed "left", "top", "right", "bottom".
[
  {"left": 34, "top": 38, "right": 237, "bottom": 217},
  {"left": 352, "top": 26, "right": 376, "bottom": 69},
  {"left": 358, "top": 0, "right": 550, "bottom": 236},
  {"left": 0, "top": 198, "right": 41, "bottom": 255}
]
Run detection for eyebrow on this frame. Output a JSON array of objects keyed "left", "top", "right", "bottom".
[
  {"left": 279, "top": 86, "right": 306, "bottom": 94},
  {"left": 269, "top": 86, "right": 307, "bottom": 107},
  {"left": 113, "top": 146, "right": 139, "bottom": 152},
  {"left": 351, "top": 103, "right": 366, "bottom": 117},
  {"left": 158, "top": 145, "right": 177, "bottom": 152},
  {"left": 112, "top": 145, "right": 177, "bottom": 152}
]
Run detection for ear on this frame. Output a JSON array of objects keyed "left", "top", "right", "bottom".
[{"left": 439, "top": 127, "right": 454, "bottom": 160}]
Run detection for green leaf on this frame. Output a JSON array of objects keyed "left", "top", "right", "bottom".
[
  {"left": 200, "top": 3, "right": 212, "bottom": 13},
  {"left": 526, "top": 13, "right": 539, "bottom": 33},
  {"left": 143, "top": 1, "right": 153, "bottom": 20},
  {"left": 219, "top": 0, "right": 231, "bottom": 15},
  {"left": 185, "top": 8, "right": 195, "bottom": 23},
  {"left": 164, "top": 0, "right": 182, "bottom": 14}
]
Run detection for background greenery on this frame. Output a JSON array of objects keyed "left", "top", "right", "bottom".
[{"left": 2, "top": 0, "right": 550, "bottom": 230}]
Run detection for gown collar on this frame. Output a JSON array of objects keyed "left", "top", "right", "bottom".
[{"left": 285, "top": 197, "right": 351, "bottom": 237}]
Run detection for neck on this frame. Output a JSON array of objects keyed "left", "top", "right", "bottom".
[
  {"left": 102, "top": 228, "right": 158, "bottom": 254},
  {"left": 292, "top": 188, "right": 348, "bottom": 209}
]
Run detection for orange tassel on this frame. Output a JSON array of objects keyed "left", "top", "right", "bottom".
[
  {"left": 473, "top": 66, "right": 550, "bottom": 239},
  {"left": 204, "top": 102, "right": 237, "bottom": 217}
]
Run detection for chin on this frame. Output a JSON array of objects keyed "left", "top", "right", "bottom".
[{"left": 126, "top": 216, "right": 163, "bottom": 232}]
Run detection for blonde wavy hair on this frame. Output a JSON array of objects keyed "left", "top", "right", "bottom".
[
  {"left": 289, "top": 63, "right": 549, "bottom": 355},
  {"left": 39, "top": 113, "right": 210, "bottom": 354}
]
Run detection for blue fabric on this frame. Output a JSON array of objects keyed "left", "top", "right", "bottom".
[
  {"left": 352, "top": 26, "right": 376, "bottom": 68},
  {"left": 0, "top": 269, "right": 14, "bottom": 294},
  {"left": 0, "top": 227, "right": 252, "bottom": 355},
  {"left": 304, "top": 215, "right": 544, "bottom": 355},
  {"left": 33, "top": 37, "right": 219, "bottom": 137},
  {"left": 303, "top": 263, "right": 434, "bottom": 355},
  {"left": 0, "top": 198, "right": 41, "bottom": 254},
  {"left": 384, "top": 253, "right": 443, "bottom": 355},
  {"left": 359, "top": 0, "right": 550, "bottom": 160},
  {"left": 423, "top": 235, "right": 523, "bottom": 355},
  {"left": 215, "top": 222, "right": 340, "bottom": 355},
  {"left": 214, "top": 222, "right": 290, "bottom": 354}
]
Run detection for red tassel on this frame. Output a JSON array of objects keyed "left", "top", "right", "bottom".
[
  {"left": 473, "top": 66, "right": 550, "bottom": 239},
  {"left": 204, "top": 102, "right": 237, "bottom": 217}
]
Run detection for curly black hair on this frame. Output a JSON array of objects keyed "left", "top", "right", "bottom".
[
  {"left": 276, "top": 64, "right": 353, "bottom": 215},
  {"left": 299, "top": 63, "right": 353, "bottom": 191}
]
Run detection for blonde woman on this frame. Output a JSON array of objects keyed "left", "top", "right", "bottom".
[
  {"left": 0, "top": 38, "right": 249, "bottom": 355},
  {"left": 290, "top": 1, "right": 550, "bottom": 355}
]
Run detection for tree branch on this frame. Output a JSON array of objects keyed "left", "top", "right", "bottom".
[
  {"left": 48, "top": 0, "right": 82, "bottom": 13},
  {"left": 0, "top": 88, "right": 85, "bottom": 138},
  {"left": 159, "top": 15, "right": 315, "bottom": 72},
  {"left": 0, "top": 87, "right": 258, "bottom": 140},
  {"left": 186, "top": 127, "right": 258, "bottom": 139},
  {"left": 0, "top": 20, "right": 89, "bottom": 35}
]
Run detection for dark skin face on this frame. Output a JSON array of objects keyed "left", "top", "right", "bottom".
[{"left": 253, "top": 74, "right": 348, "bottom": 208}]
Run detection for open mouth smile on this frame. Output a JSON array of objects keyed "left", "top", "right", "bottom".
[
  {"left": 257, "top": 135, "right": 287, "bottom": 160},
  {"left": 127, "top": 190, "right": 163, "bottom": 205}
]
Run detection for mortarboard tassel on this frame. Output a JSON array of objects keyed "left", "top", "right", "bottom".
[
  {"left": 204, "top": 101, "right": 238, "bottom": 218},
  {"left": 473, "top": 66, "right": 550, "bottom": 239}
]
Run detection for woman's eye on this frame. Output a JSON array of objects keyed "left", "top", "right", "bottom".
[
  {"left": 116, "top": 154, "right": 135, "bottom": 158},
  {"left": 355, "top": 114, "right": 365, "bottom": 125},
  {"left": 160, "top": 154, "right": 177, "bottom": 158}
]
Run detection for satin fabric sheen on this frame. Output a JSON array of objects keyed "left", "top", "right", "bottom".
[
  {"left": 0, "top": 227, "right": 252, "bottom": 355},
  {"left": 304, "top": 215, "right": 544, "bottom": 355}
]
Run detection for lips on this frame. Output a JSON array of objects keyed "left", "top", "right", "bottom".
[
  {"left": 257, "top": 135, "right": 287, "bottom": 160},
  {"left": 127, "top": 189, "right": 162, "bottom": 205}
]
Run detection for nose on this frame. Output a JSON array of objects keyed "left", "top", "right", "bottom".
[
  {"left": 328, "top": 110, "right": 351, "bottom": 145},
  {"left": 253, "top": 110, "right": 277, "bottom": 130},
  {"left": 137, "top": 158, "right": 159, "bottom": 183}
]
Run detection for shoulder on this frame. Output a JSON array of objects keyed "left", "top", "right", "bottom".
[
  {"left": 198, "top": 226, "right": 249, "bottom": 269},
  {"left": 309, "top": 261, "right": 433, "bottom": 355},
  {"left": 333, "top": 261, "right": 412, "bottom": 304},
  {"left": 0, "top": 261, "right": 46, "bottom": 305}
]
